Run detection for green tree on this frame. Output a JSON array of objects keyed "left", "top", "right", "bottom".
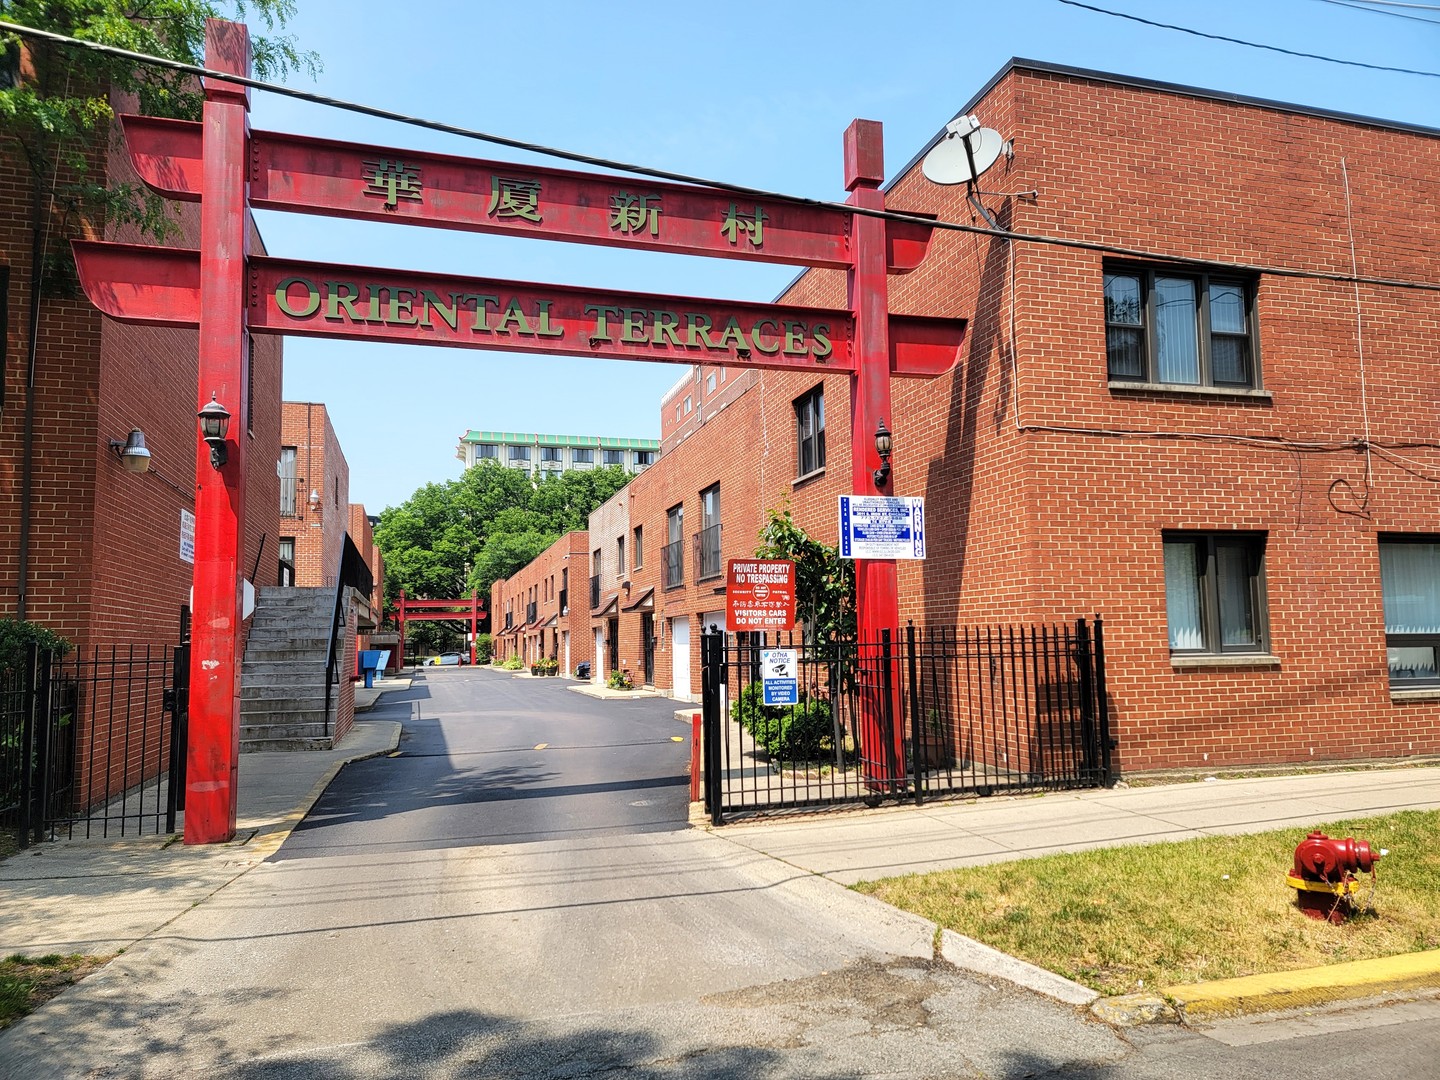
[{"left": 755, "top": 506, "right": 855, "bottom": 644}]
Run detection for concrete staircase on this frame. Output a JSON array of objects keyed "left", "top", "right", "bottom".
[{"left": 240, "top": 586, "right": 341, "bottom": 752}]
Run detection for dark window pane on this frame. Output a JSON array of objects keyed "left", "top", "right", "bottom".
[
  {"left": 1104, "top": 273, "right": 1142, "bottom": 325},
  {"left": 1211, "top": 335, "right": 1250, "bottom": 385},
  {"left": 1107, "top": 327, "right": 1145, "bottom": 378},
  {"left": 1217, "top": 543, "right": 1257, "bottom": 647},
  {"left": 1154, "top": 276, "right": 1199, "bottom": 384}
]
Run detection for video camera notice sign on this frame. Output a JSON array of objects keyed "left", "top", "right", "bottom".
[
  {"left": 760, "top": 648, "right": 799, "bottom": 707},
  {"left": 726, "top": 559, "right": 797, "bottom": 632},
  {"left": 838, "top": 495, "right": 925, "bottom": 560}
]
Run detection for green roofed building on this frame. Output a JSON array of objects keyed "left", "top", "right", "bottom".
[{"left": 456, "top": 430, "right": 660, "bottom": 478}]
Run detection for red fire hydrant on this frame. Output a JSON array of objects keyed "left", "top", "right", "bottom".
[{"left": 1287, "top": 830, "right": 1384, "bottom": 923}]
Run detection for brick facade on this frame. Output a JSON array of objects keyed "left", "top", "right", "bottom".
[
  {"left": 558, "top": 61, "right": 1440, "bottom": 773},
  {"left": 491, "top": 530, "right": 593, "bottom": 676},
  {"left": 280, "top": 402, "right": 349, "bottom": 589}
]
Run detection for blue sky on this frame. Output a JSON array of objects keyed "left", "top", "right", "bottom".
[{"left": 246, "top": 0, "right": 1440, "bottom": 513}]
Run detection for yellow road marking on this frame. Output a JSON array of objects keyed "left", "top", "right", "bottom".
[
  {"left": 671, "top": 736, "right": 684, "bottom": 742},
  {"left": 534, "top": 743, "right": 548, "bottom": 750}
]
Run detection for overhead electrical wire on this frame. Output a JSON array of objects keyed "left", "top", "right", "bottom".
[
  {"left": 2, "top": 18, "right": 1438, "bottom": 301},
  {"left": 1055, "top": 0, "right": 1440, "bottom": 77},
  {"left": 1315, "top": 0, "right": 1440, "bottom": 25}
]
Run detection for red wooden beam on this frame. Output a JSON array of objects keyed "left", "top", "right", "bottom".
[
  {"left": 120, "top": 115, "right": 936, "bottom": 273},
  {"left": 72, "top": 243, "right": 964, "bottom": 378}
]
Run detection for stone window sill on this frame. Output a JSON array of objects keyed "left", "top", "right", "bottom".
[
  {"left": 1109, "top": 380, "right": 1272, "bottom": 401},
  {"left": 1171, "top": 653, "right": 1281, "bottom": 670},
  {"left": 1390, "top": 687, "right": 1440, "bottom": 703},
  {"left": 793, "top": 467, "right": 826, "bottom": 489}
]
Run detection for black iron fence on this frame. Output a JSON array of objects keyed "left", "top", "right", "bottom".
[
  {"left": 700, "top": 619, "right": 1112, "bottom": 823},
  {"left": 2, "top": 625, "right": 189, "bottom": 846}
]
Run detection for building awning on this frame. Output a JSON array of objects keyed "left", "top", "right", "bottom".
[
  {"left": 542, "top": 614, "right": 559, "bottom": 628},
  {"left": 622, "top": 586, "right": 654, "bottom": 612},
  {"left": 592, "top": 593, "right": 619, "bottom": 617}
]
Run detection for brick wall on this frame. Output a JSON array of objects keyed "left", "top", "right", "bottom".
[
  {"left": 281, "top": 402, "right": 349, "bottom": 587},
  {"left": 489, "top": 530, "right": 592, "bottom": 674}
]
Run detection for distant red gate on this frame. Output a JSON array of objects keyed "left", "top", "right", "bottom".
[{"left": 394, "top": 591, "right": 486, "bottom": 668}]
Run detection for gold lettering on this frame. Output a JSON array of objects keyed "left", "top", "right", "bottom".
[
  {"left": 464, "top": 294, "right": 502, "bottom": 332},
  {"left": 783, "top": 320, "right": 807, "bottom": 356},
  {"left": 421, "top": 290, "right": 459, "bottom": 331},
  {"left": 534, "top": 300, "right": 564, "bottom": 338},
  {"left": 324, "top": 281, "right": 363, "bottom": 322},
  {"left": 812, "top": 323, "right": 833, "bottom": 360},
  {"left": 652, "top": 310, "right": 682, "bottom": 347},
  {"left": 494, "top": 298, "right": 534, "bottom": 335},
  {"left": 685, "top": 313, "right": 719, "bottom": 349},
  {"left": 587, "top": 305, "right": 621, "bottom": 343},
  {"left": 750, "top": 319, "right": 782, "bottom": 355},
  {"left": 716, "top": 317, "right": 747, "bottom": 351},
  {"left": 388, "top": 287, "right": 419, "bottom": 326},
  {"left": 275, "top": 277, "right": 321, "bottom": 318},
  {"left": 620, "top": 307, "right": 648, "bottom": 344}
]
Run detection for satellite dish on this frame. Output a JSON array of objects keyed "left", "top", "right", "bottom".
[{"left": 923, "top": 117, "right": 1005, "bottom": 185}]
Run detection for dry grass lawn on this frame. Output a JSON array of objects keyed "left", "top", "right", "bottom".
[
  {"left": 0, "top": 954, "right": 111, "bottom": 1029},
  {"left": 857, "top": 810, "right": 1440, "bottom": 996}
]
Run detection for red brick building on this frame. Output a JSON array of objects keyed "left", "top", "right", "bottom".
[
  {"left": 491, "top": 530, "right": 592, "bottom": 676},
  {"left": 567, "top": 59, "right": 1440, "bottom": 774}
]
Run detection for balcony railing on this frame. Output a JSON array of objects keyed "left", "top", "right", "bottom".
[
  {"left": 695, "top": 523, "right": 722, "bottom": 581},
  {"left": 590, "top": 574, "right": 601, "bottom": 610},
  {"left": 662, "top": 538, "right": 685, "bottom": 590},
  {"left": 525, "top": 601, "right": 537, "bottom": 625}
]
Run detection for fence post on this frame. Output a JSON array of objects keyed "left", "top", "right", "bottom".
[
  {"left": 1093, "top": 615, "right": 1113, "bottom": 786},
  {"left": 1074, "top": 618, "right": 1099, "bottom": 784},
  {"left": 16, "top": 643, "right": 38, "bottom": 849},
  {"left": 881, "top": 627, "right": 898, "bottom": 796},
  {"left": 906, "top": 622, "right": 923, "bottom": 806},
  {"left": 701, "top": 630, "right": 724, "bottom": 825}
]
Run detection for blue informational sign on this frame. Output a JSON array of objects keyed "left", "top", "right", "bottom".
[
  {"left": 760, "top": 648, "right": 799, "bottom": 707},
  {"left": 838, "top": 496, "right": 926, "bottom": 560}
]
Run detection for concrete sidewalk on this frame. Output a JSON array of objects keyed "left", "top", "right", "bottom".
[{"left": 0, "top": 714, "right": 402, "bottom": 957}]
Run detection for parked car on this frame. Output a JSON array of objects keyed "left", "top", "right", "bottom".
[{"left": 425, "top": 652, "right": 465, "bottom": 666}]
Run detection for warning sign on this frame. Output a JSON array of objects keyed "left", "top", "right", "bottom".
[{"left": 726, "top": 559, "right": 797, "bottom": 632}]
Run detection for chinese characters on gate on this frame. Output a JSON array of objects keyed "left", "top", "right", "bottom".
[{"left": 360, "top": 161, "right": 769, "bottom": 249}]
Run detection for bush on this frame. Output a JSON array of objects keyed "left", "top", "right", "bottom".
[
  {"left": 606, "top": 668, "right": 633, "bottom": 690},
  {"left": 0, "top": 619, "right": 71, "bottom": 676},
  {"left": 730, "top": 682, "right": 838, "bottom": 762},
  {"left": 501, "top": 656, "right": 524, "bottom": 670},
  {"left": 474, "top": 633, "right": 493, "bottom": 664}
]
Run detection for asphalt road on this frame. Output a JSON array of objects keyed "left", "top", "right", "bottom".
[{"left": 3, "top": 668, "right": 1438, "bottom": 1077}]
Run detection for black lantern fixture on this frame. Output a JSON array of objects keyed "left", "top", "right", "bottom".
[
  {"left": 198, "top": 394, "right": 231, "bottom": 469},
  {"left": 873, "top": 419, "right": 893, "bottom": 488}
]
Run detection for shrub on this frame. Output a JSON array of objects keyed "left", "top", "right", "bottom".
[
  {"left": 606, "top": 668, "right": 633, "bottom": 690},
  {"left": 501, "top": 656, "right": 524, "bottom": 670},
  {"left": 474, "top": 633, "right": 493, "bottom": 664},
  {"left": 0, "top": 620, "right": 71, "bottom": 676},
  {"left": 730, "top": 682, "right": 838, "bottom": 762}
]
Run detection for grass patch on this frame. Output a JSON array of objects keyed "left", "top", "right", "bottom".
[
  {"left": 856, "top": 810, "right": 1440, "bottom": 996},
  {"left": 0, "top": 954, "right": 111, "bottom": 1029}
]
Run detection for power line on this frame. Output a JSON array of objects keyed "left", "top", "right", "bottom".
[
  {"left": 1316, "top": 0, "right": 1440, "bottom": 24},
  {"left": 2, "top": 17, "right": 1438, "bottom": 299},
  {"left": 1056, "top": 0, "right": 1440, "bottom": 77}
]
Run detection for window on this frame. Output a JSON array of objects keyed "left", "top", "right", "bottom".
[
  {"left": 509, "top": 444, "right": 530, "bottom": 462},
  {"left": 633, "top": 525, "right": 644, "bottom": 568},
  {"left": 675, "top": 404, "right": 682, "bottom": 421},
  {"left": 1379, "top": 538, "right": 1440, "bottom": 685},
  {"left": 1105, "top": 265, "right": 1257, "bottom": 388},
  {"left": 572, "top": 448, "right": 593, "bottom": 464},
  {"left": 635, "top": 450, "right": 655, "bottom": 467},
  {"left": 664, "top": 504, "right": 684, "bottom": 589},
  {"left": 698, "top": 484, "right": 722, "bottom": 581},
  {"left": 603, "top": 449, "right": 624, "bottom": 466},
  {"left": 278, "top": 537, "right": 295, "bottom": 587},
  {"left": 617, "top": 536, "right": 626, "bottom": 577},
  {"left": 540, "top": 446, "right": 562, "bottom": 462},
  {"left": 684, "top": 396, "right": 692, "bottom": 414},
  {"left": 279, "top": 447, "right": 298, "bottom": 516},
  {"left": 794, "top": 386, "right": 826, "bottom": 478},
  {"left": 1164, "top": 533, "right": 1268, "bottom": 654},
  {"left": 706, "top": 372, "right": 716, "bottom": 394},
  {"left": 475, "top": 443, "right": 499, "bottom": 459}
]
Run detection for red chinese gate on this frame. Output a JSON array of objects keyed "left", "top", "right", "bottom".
[
  {"left": 73, "top": 19, "right": 965, "bottom": 843},
  {"left": 393, "top": 591, "right": 485, "bottom": 668}
]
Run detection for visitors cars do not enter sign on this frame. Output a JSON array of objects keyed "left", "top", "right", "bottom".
[{"left": 727, "top": 559, "right": 797, "bottom": 632}]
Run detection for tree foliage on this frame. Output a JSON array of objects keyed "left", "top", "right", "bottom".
[
  {"left": 0, "top": 2, "right": 318, "bottom": 245},
  {"left": 376, "top": 463, "right": 632, "bottom": 611},
  {"left": 755, "top": 506, "right": 855, "bottom": 644}
]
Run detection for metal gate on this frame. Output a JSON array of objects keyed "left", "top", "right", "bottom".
[
  {"left": 2, "top": 613, "right": 190, "bottom": 846},
  {"left": 701, "top": 619, "right": 1112, "bottom": 823}
]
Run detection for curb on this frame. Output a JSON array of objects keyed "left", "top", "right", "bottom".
[
  {"left": 939, "top": 930, "right": 1100, "bottom": 1007},
  {"left": 1163, "top": 949, "right": 1440, "bottom": 1021},
  {"left": 245, "top": 720, "right": 403, "bottom": 860}
]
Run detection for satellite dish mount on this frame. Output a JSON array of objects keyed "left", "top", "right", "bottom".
[{"left": 922, "top": 114, "right": 1011, "bottom": 228}]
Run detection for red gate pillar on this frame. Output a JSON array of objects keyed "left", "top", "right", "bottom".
[
  {"left": 846, "top": 120, "right": 904, "bottom": 788},
  {"left": 396, "top": 590, "right": 407, "bottom": 670},
  {"left": 185, "top": 19, "right": 251, "bottom": 844},
  {"left": 470, "top": 590, "right": 479, "bottom": 665}
]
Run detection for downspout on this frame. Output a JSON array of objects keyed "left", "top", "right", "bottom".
[{"left": 16, "top": 165, "right": 45, "bottom": 622}]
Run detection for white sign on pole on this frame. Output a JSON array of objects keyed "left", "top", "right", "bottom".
[
  {"left": 179, "top": 509, "right": 196, "bottom": 564},
  {"left": 838, "top": 496, "right": 925, "bottom": 559}
]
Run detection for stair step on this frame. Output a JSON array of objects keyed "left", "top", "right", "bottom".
[{"left": 241, "top": 737, "right": 334, "bottom": 752}]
